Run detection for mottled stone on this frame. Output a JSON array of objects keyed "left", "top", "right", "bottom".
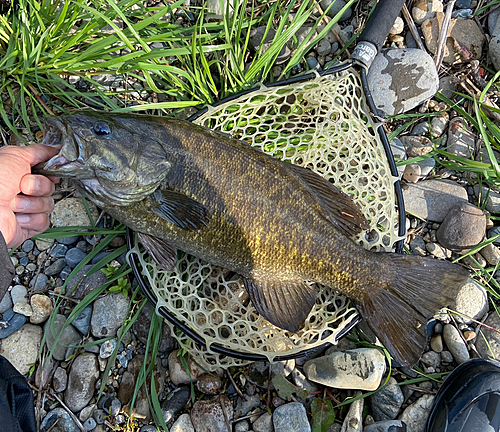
[
  {"left": 369, "top": 377, "right": 404, "bottom": 421},
  {"left": 65, "top": 353, "right": 99, "bottom": 412},
  {"left": 403, "top": 180, "right": 468, "bottom": 222},
  {"left": 196, "top": 373, "right": 223, "bottom": 395},
  {"left": 475, "top": 313, "right": 500, "bottom": 361},
  {"left": 13, "top": 301, "right": 32, "bottom": 317},
  {"left": 0, "top": 324, "right": 42, "bottom": 375},
  {"left": 44, "top": 314, "right": 81, "bottom": 361},
  {"left": 253, "top": 412, "right": 273, "bottom": 432},
  {"left": 446, "top": 117, "right": 476, "bottom": 158},
  {"left": 304, "top": 348, "right": 386, "bottom": 390},
  {"left": 436, "top": 202, "right": 486, "bottom": 253},
  {"left": 454, "top": 279, "right": 488, "bottom": 325},
  {"left": 273, "top": 402, "right": 311, "bottom": 432},
  {"left": 367, "top": 49, "right": 439, "bottom": 115},
  {"left": 364, "top": 420, "right": 412, "bottom": 432},
  {"left": 398, "top": 394, "right": 434, "bottom": 432},
  {"left": 171, "top": 413, "right": 195, "bottom": 432},
  {"left": 41, "top": 408, "right": 79, "bottom": 432},
  {"left": 51, "top": 198, "right": 99, "bottom": 227},
  {"left": 480, "top": 243, "right": 500, "bottom": 266},
  {"left": 161, "top": 386, "right": 191, "bottom": 424},
  {"left": 190, "top": 395, "right": 233, "bottom": 432},
  {"left": 400, "top": 136, "right": 433, "bottom": 158},
  {"left": 90, "top": 292, "right": 129, "bottom": 337},
  {"left": 342, "top": 393, "right": 363, "bottom": 432},
  {"left": 412, "top": 0, "right": 443, "bottom": 25},
  {"left": 168, "top": 350, "right": 202, "bottom": 385},
  {"left": 30, "top": 294, "right": 53, "bottom": 324},
  {"left": 53, "top": 366, "right": 68, "bottom": 393}
]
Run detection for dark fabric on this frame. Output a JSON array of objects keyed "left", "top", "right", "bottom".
[
  {"left": 0, "top": 356, "right": 36, "bottom": 432},
  {"left": 0, "top": 232, "right": 14, "bottom": 303}
]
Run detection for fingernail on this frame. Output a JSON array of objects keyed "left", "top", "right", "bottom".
[
  {"left": 16, "top": 214, "right": 30, "bottom": 224},
  {"left": 14, "top": 197, "right": 29, "bottom": 211},
  {"left": 29, "top": 176, "right": 40, "bottom": 192}
]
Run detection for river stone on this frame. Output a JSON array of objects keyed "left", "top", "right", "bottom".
[
  {"left": 171, "top": 413, "right": 195, "bottom": 432},
  {"left": 369, "top": 377, "right": 404, "bottom": 421},
  {"left": 168, "top": 349, "right": 202, "bottom": 385},
  {"left": 190, "top": 395, "right": 233, "bottom": 432},
  {"left": 273, "top": 402, "right": 311, "bottom": 432},
  {"left": 41, "top": 407, "right": 79, "bottom": 432},
  {"left": 0, "top": 309, "right": 27, "bottom": 339},
  {"left": 390, "top": 138, "right": 406, "bottom": 178},
  {"left": 474, "top": 184, "right": 500, "bottom": 214},
  {"left": 364, "top": 420, "right": 412, "bottom": 432},
  {"left": 44, "top": 314, "right": 81, "bottom": 361},
  {"left": 476, "top": 312, "right": 500, "bottom": 361},
  {"left": 90, "top": 292, "right": 129, "bottom": 337},
  {"left": 431, "top": 112, "right": 449, "bottom": 138},
  {"left": 51, "top": 197, "right": 99, "bottom": 227},
  {"left": 400, "top": 136, "right": 433, "bottom": 158},
  {"left": 490, "top": 36, "right": 500, "bottom": 71},
  {"left": 304, "top": 348, "right": 386, "bottom": 390},
  {"left": 0, "top": 290, "right": 12, "bottom": 313},
  {"left": 30, "top": 294, "right": 53, "bottom": 324},
  {"left": 10, "top": 284, "right": 28, "bottom": 305},
  {"left": 65, "top": 353, "right": 99, "bottom": 412},
  {"left": 436, "top": 202, "right": 486, "bottom": 253},
  {"left": 480, "top": 243, "right": 500, "bottom": 266},
  {"left": 72, "top": 304, "right": 93, "bottom": 335},
  {"left": 367, "top": 49, "right": 439, "bottom": 115},
  {"left": 53, "top": 366, "right": 68, "bottom": 393},
  {"left": 320, "top": 0, "right": 351, "bottom": 21},
  {"left": 403, "top": 180, "right": 468, "bottom": 222},
  {"left": 342, "top": 393, "right": 363, "bottom": 432},
  {"left": 422, "top": 13, "right": 485, "bottom": 64},
  {"left": 454, "top": 279, "right": 488, "bottom": 325},
  {"left": 442, "top": 324, "right": 470, "bottom": 364},
  {"left": 0, "top": 324, "right": 42, "bottom": 375},
  {"left": 161, "top": 386, "right": 191, "bottom": 424},
  {"left": 248, "top": 26, "right": 290, "bottom": 65},
  {"left": 446, "top": 117, "right": 476, "bottom": 158},
  {"left": 398, "top": 394, "right": 434, "bottom": 432},
  {"left": 412, "top": 0, "right": 443, "bottom": 25},
  {"left": 235, "top": 394, "right": 260, "bottom": 418},
  {"left": 196, "top": 372, "right": 223, "bottom": 395}
]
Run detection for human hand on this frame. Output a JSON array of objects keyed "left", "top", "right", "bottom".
[{"left": 0, "top": 144, "right": 60, "bottom": 249}]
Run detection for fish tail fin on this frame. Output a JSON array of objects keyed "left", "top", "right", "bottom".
[{"left": 354, "top": 254, "right": 469, "bottom": 366}]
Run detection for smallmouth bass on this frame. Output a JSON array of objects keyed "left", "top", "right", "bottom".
[{"left": 34, "top": 111, "right": 469, "bottom": 366}]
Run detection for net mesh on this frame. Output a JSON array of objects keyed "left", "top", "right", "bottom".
[{"left": 129, "top": 68, "right": 402, "bottom": 370}]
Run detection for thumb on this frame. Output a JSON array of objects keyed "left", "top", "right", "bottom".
[{"left": 22, "top": 144, "right": 61, "bottom": 167}]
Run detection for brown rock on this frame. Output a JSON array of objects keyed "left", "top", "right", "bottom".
[
  {"left": 190, "top": 395, "right": 233, "bottom": 432},
  {"left": 436, "top": 202, "right": 486, "bottom": 253}
]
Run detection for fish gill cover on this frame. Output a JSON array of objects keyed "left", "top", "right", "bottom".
[{"left": 129, "top": 70, "right": 402, "bottom": 370}]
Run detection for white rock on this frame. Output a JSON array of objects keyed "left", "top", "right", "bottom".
[
  {"left": 168, "top": 350, "right": 202, "bottom": 386},
  {"left": 398, "top": 394, "right": 434, "bottom": 432},
  {"left": 171, "top": 413, "right": 195, "bottom": 432},
  {"left": 51, "top": 197, "right": 99, "bottom": 227},
  {"left": 13, "top": 301, "right": 33, "bottom": 317},
  {"left": 454, "top": 279, "right": 488, "bottom": 325},
  {"left": 341, "top": 392, "right": 363, "bottom": 432},
  {"left": 442, "top": 324, "right": 470, "bottom": 364},
  {"left": 0, "top": 324, "right": 42, "bottom": 375}
]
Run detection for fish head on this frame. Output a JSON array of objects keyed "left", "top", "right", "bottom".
[{"left": 35, "top": 111, "right": 171, "bottom": 207}]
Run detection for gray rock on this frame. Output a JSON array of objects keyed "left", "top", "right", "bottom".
[
  {"left": 36, "top": 238, "right": 55, "bottom": 251},
  {"left": 57, "top": 235, "right": 80, "bottom": 245},
  {"left": 421, "top": 350, "right": 441, "bottom": 369},
  {"left": 196, "top": 372, "right": 223, "bottom": 395},
  {"left": 132, "top": 301, "right": 171, "bottom": 351},
  {"left": 403, "top": 180, "right": 468, "bottom": 222},
  {"left": 0, "top": 309, "right": 27, "bottom": 339},
  {"left": 248, "top": 26, "right": 290, "bottom": 65},
  {"left": 476, "top": 312, "right": 500, "bottom": 361},
  {"left": 316, "top": 39, "right": 331, "bottom": 57},
  {"left": 369, "top": 377, "right": 404, "bottom": 421},
  {"left": 0, "top": 324, "right": 42, "bottom": 375},
  {"left": 338, "top": 25, "right": 353, "bottom": 45},
  {"left": 100, "top": 338, "right": 117, "bottom": 358},
  {"left": 442, "top": 324, "right": 470, "bottom": 364},
  {"left": 50, "top": 244, "right": 68, "bottom": 259},
  {"left": 65, "top": 247, "right": 88, "bottom": 268},
  {"left": 367, "top": 49, "right": 439, "bottom": 115},
  {"left": 51, "top": 197, "right": 99, "bottom": 227},
  {"left": 90, "top": 292, "right": 129, "bottom": 337},
  {"left": 41, "top": 407, "right": 79, "bottom": 432},
  {"left": 273, "top": 402, "right": 311, "bottom": 432},
  {"left": 235, "top": 420, "right": 250, "bottom": 432},
  {"left": 83, "top": 417, "right": 97, "bottom": 431},
  {"left": 400, "top": 136, "right": 433, "bottom": 158},
  {"left": 438, "top": 76, "right": 457, "bottom": 100},
  {"left": 22, "top": 239, "right": 34, "bottom": 252},
  {"left": 480, "top": 243, "right": 500, "bottom": 266},
  {"left": 431, "top": 113, "right": 449, "bottom": 138},
  {"left": 422, "top": 13, "right": 485, "bottom": 64},
  {"left": 390, "top": 138, "right": 406, "bottom": 178},
  {"left": 364, "top": 420, "right": 412, "bottom": 432},
  {"left": 304, "top": 348, "right": 386, "bottom": 390},
  {"left": 44, "top": 314, "right": 81, "bottom": 361},
  {"left": 190, "top": 395, "right": 233, "bottom": 432},
  {"left": 13, "top": 301, "right": 32, "bottom": 317},
  {"left": 454, "top": 279, "right": 488, "bottom": 325},
  {"left": 436, "top": 202, "right": 486, "bottom": 253},
  {"left": 398, "top": 394, "right": 434, "bottom": 432},
  {"left": 45, "top": 258, "right": 67, "bottom": 276},
  {"left": 489, "top": 7, "right": 500, "bottom": 34},
  {"left": 430, "top": 334, "right": 443, "bottom": 353},
  {"left": 30, "top": 273, "right": 48, "bottom": 291},
  {"left": 446, "top": 117, "right": 476, "bottom": 158},
  {"left": 320, "top": 0, "right": 351, "bottom": 21},
  {"left": 72, "top": 304, "right": 93, "bottom": 335},
  {"left": 30, "top": 294, "right": 53, "bottom": 324},
  {"left": 412, "top": 122, "right": 430, "bottom": 136},
  {"left": 412, "top": 0, "right": 443, "bottom": 25},
  {"left": 0, "top": 291, "right": 12, "bottom": 313},
  {"left": 65, "top": 353, "right": 99, "bottom": 412},
  {"left": 168, "top": 350, "right": 202, "bottom": 385},
  {"left": 488, "top": 226, "right": 500, "bottom": 246},
  {"left": 253, "top": 412, "right": 273, "bottom": 432},
  {"left": 474, "top": 184, "right": 500, "bottom": 214},
  {"left": 171, "top": 413, "right": 195, "bottom": 432},
  {"left": 410, "top": 236, "right": 427, "bottom": 256},
  {"left": 441, "top": 350, "right": 454, "bottom": 363},
  {"left": 10, "top": 285, "right": 28, "bottom": 305},
  {"left": 53, "top": 366, "right": 68, "bottom": 393},
  {"left": 161, "top": 386, "right": 191, "bottom": 424},
  {"left": 490, "top": 36, "right": 500, "bottom": 72},
  {"left": 235, "top": 393, "right": 261, "bottom": 417},
  {"left": 291, "top": 368, "right": 319, "bottom": 393}
]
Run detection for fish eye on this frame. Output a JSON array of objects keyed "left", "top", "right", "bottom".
[{"left": 93, "top": 121, "right": 111, "bottom": 136}]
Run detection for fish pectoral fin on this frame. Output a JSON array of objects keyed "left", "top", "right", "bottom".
[
  {"left": 137, "top": 232, "right": 177, "bottom": 271},
  {"left": 151, "top": 189, "right": 211, "bottom": 230},
  {"left": 288, "top": 163, "right": 369, "bottom": 237},
  {"left": 241, "top": 276, "right": 317, "bottom": 333}
]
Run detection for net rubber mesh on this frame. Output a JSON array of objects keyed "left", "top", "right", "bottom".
[{"left": 129, "top": 68, "right": 403, "bottom": 370}]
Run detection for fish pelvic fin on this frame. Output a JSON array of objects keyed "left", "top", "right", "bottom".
[
  {"left": 137, "top": 232, "right": 177, "bottom": 271},
  {"left": 241, "top": 276, "right": 317, "bottom": 333},
  {"left": 355, "top": 254, "right": 469, "bottom": 367}
]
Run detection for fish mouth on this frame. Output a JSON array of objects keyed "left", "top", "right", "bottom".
[{"left": 33, "top": 116, "right": 92, "bottom": 178}]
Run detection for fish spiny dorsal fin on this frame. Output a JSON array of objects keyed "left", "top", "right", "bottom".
[
  {"left": 355, "top": 253, "right": 469, "bottom": 366},
  {"left": 287, "top": 163, "right": 368, "bottom": 238},
  {"left": 241, "top": 276, "right": 317, "bottom": 333}
]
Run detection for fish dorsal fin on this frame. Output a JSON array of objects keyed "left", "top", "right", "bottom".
[
  {"left": 288, "top": 163, "right": 368, "bottom": 237},
  {"left": 150, "top": 189, "right": 211, "bottom": 230},
  {"left": 137, "top": 232, "right": 177, "bottom": 271},
  {"left": 241, "top": 276, "right": 317, "bottom": 332}
]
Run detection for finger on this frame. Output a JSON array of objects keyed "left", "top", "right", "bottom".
[
  {"left": 15, "top": 212, "right": 50, "bottom": 234},
  {"left": 20, "top": 174, "right": 56, "bottom": 197},
  {"left": 22, "top": 143, "right": 61, "bottom": 167},
  {"left": 11, "top": 196, "right": 54, "bottom": 214}
]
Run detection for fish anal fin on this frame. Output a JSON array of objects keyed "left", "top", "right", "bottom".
[
  {"left": 356, "top": 254, "right": 469, "bottom": 366},
  {"left": 241, "top": 276, "right": 317, "bottom": 333},
  {"left": 288, "top": 163, "right": 368, "bottom": 237},
  {"left": 150, "top": 189, "right": 211, "bottom": 230},
  {"left": 137, "top": 232, "right": 177, "bottom": 271}
]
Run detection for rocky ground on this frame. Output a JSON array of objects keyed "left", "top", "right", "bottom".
[{"left": 2, "top": 0, "right": 500, "bottom": 431}]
